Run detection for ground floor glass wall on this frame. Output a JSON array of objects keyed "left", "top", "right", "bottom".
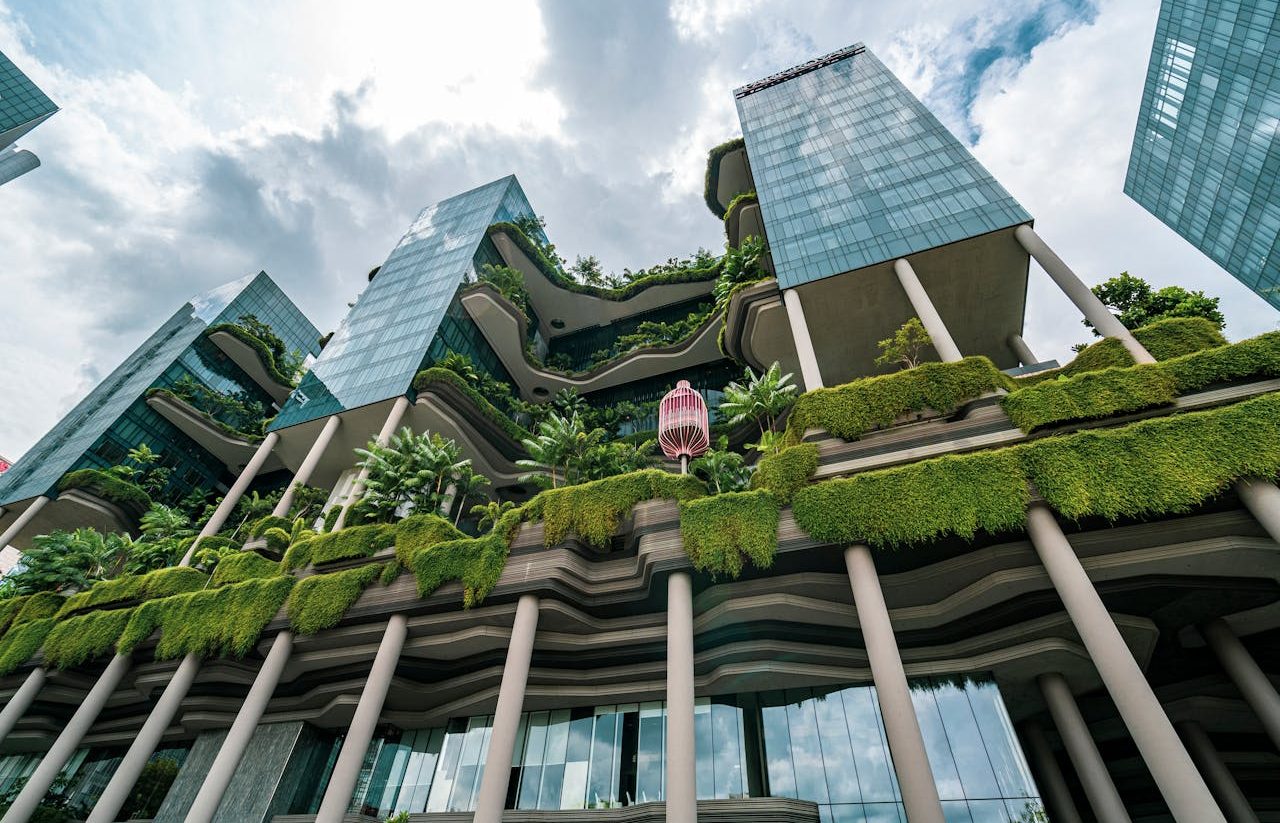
[{"left": 349, "top": 678, "right": 1041, "bottom": 821}]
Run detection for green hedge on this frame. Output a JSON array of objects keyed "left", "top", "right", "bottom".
[
  {"left": 751, "top": 443, "right": 819, "bottom": 503},
  {"left": 1162, "top": 330, "right": 1280, "bottom": 393},
  {"left": 527, "top": 469, "right": 706, "bottom": 548},
  {"left": 0, "top": 618, "right": 55, "bottom": 676},
  {"left": 119, "top": 576, "right": 296, "bottom": 660},
  {"left": 0, "top": 592, "right": 64, "bottom": 634},
  {"left": 793, "top": 450, "right": 1030, "bottom": 549},
  {"left": 57, "top": 469, "right": 151, "bottom": 516},
  {"left": 395, "top": 513, "right": 466, "bottom": 566},
  {"left": 1003, "top": 365, "right": 1178, "bottom": 432},
  {"left": 786, "top": 357, "right": 1009, "bottom": 443},
  {"left": 679, "top": 490, "right": 780, "bottom": 578},
  {"left": 55, "top": 567, "right": 208, "bottom": 618},
  {"left": 287, "top": 564, "right": 383, "bottom": 635},
  {"left": 210, "top": 551, "right": 282, "bottom": 587},
  {"left": 723, "top": 191, "right": 758, "bottom": 239},
  {"left": 204, "top": 323, "right": 296, "bottom": 387},
  {"left": 1135, "top": 316, "right": 1227, "bottom": 360},
  {"left": 249, "top": 515, "right": 292, "bottom": 538},
  {"left": 409, "top": 532, "right": 510, "bottom": 608},
  {"left": 410, "top": 367, "right": 531, "bottom": 443},
  {"left": 41, "top": 608, "right": 134, "bottom": 669},
  {"left": 704, "top": 137, "right": 746, "bottom": 218},
  {"left": 284, "top": 523, "right": 397, "bottom": 570}
]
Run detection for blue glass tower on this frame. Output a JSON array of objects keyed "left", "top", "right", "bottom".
[
  {"left": 1126, "top": 0, "right": 1280, "bottom": 308},
  {"left": 272, "top": 176, "right": 537, "bottom": 430},
  {"left": 0, "top": 48, "right": 58, "bottom": 187},
  {"left": 0, "top": 272, "right": 320, "bottom": 507}
]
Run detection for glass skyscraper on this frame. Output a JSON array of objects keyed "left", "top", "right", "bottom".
[
  {"left": 1126, "top": 0, "right": 1280, "bottom": 308},
  {"left": 735, "top": 44, "right": 1031, "bottom": 290},
  {"left": 0, "top": 48, "right": 58, "bottom": 187}
]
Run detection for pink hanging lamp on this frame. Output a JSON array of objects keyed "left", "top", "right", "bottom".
[{"left": 658, "top": 380, "right": 710, "bottom": 473}]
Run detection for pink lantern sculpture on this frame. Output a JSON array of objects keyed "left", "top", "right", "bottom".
[{"left": 658, "top": 380, "right": 710, "bottom": 472}]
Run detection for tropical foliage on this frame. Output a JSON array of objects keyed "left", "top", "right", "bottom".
[
  {"left": 356, "top": 428, "right": 488, "bottom": 522},
  {"left": 1088, "top": 272, "right": 1225, "bottom": 334},
  {"left": 720, "top": 362, "right": 797, "bottom": 453}
]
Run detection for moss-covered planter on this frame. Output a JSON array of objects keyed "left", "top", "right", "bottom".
[
  {"left": 55, "top": 566, "right": 208, "bottom": 618},
  {"left": 704, "top": 137, "right": 746, "bottom": 218},
  {"left": 410, "top": 367, "right": 531, "bottom": 444},
  {"left": 210, "top": 551, "right": 282, "bottom": 587},
  {"left": 395, "top": 514, "right": 466, "bottom": 566},
  {"left": 751, "top": 443, "right": 819, "bottom": 503},
  {"left": 527, "top": 469, "right": 706, "bottom": 549},
  {"left": 204, "top": 323, "right": 297, "bottom": 388},
  {"left": 119, "top": 576, "right": 296, "bottom": 660},
  {"left": 0, "top": 592, "right": 65, "bottom": 634},
  {"left": 42, "top": 608, "right": 135, "bottom": 669},
  {"left": 57, "top": 469, "right": 151, "bottom": 518},
  {"left": 679, "top": 490, "right": 780, "bottom": 578},
  {"left": 287, "top": 564, "right": 384, "bottom": 635},
  {"left": 0, "top": 618, "right": 55, "bottom": 676},
  {"left": 283, "top": 523, "right": 398, "bottom": 570}
]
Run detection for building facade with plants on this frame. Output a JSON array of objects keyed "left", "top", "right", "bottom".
[{"left": 0, "top": 42, "right": 1278, "bottom": 823}]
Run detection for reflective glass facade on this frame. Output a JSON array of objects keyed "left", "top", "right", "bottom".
[
  {"left": 348, "top": 679, "right": 1041, "bottom": 821},
  {"left": 735, "top": 45, "right": 1031, "bottom": 290},
  {"left": 1125, "top": 0, "right": 1280, "bottom": 308},
  {"left": 0, "top": 272, "right": 319, "bottom": 506},
  {"left": 272, "top": 176, "right": 537, "bottom": 430},
  {"left": 0, "top": 49, "right": 57, "bottom": 146}
]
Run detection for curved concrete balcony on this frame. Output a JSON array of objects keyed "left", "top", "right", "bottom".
[
  {"left": 145, "top": 391, "right": 284, "bottom": 473},
  {"left": 720, "top": 278, "right": 803, "bottom": 380},
  {"left": 0, "top": 491, "right": 140, "bottom": 550},
  {"left": 207, "top": 328, "right": 294, "bottom": 405},
  {"left": 705, "top": 139, "right": 754, "bottom": 218},
  {"left": 488, "top": 227, "right": 716, "bottom": 340},
  {"left": 724, "top": 194, "right": 765, "bottom": 249},
  {"left": 459, "top": 284, "right": 724, "bottom": 401}
]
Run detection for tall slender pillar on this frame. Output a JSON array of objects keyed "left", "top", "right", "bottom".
[
  {"left": 0, "top": 653, "right": 132, "bottom": 823},
  {"left": 893, "top": 258, "right": 962, "bottom": 363},
  {"left": 1234, "top": 479, "right": 1280, "bottom": 545},
  {"left": 314, "top": 615, "right": 407, "bottom": 823},
  {"left": 1019, "top": 720, "right": 1084, "bottom": 823},
  {"left": 781, "top": 288, "right": 824, "bottom": 391},
  {"left": 844, "top": 544, "right": 945, "bottom": 823},
  {"left": 664, "top": 572, "right": 697, "bottom": 823},
  {"left": 0, "top": 666, "right": 46, "bottom": 747},
  {"left": 332, "top": 396, "right": 411, "bottom": 531},
  {"left": 181, "top": 431, "right": 281, "bottom": 565},
  {"left": 1009, "top": 333, "right": 1038, "bottom": 367},
  {"left": 1026, "top": 503, "right": 1225, "bottom": 821},
  {"left": 1200, "top": 618, "right": 1280, "bottom": 751},
  {"left": 1038, "top": 673, "right": 1129, "bottom": 823},
  {"left": 1013, "top": 225, "right": 1155, "bottom": 365},
  {"left": 1177, "top": 720, "right": 1259, "bottom": 823},
  {"left": 186, "top": 630, "right": 294, "bottom": 823},
  {"left": 474, "top": 595, "right": 541, "bottom": 823},
  {"left": 86, "top": 653, "right": 200, "bottom": 823},
  {"left": 272, "top": 414, "right": 341, "bottom": 518},
  {"left": 0, "top": 495, "right": 50, "bottom": 548}
]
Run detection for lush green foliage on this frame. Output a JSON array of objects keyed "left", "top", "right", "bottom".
[
  {"left": 786, "top": 357, "right": 1008, "bottom": 443},
  {"left": 704, "top": 137, "right": 746, "bottom": 217},
  {"left": 249, "top": 515, "right": 292, "bottom": 538},
  {"left": 751, "top": 443, "right": 819, "bottom": 503},
  {"left": 205, "top": 317, "right": 303, "bottom": 388},
  {"left": 55, "top": 566, "right": 207, "bottom": 618},
  {"left": 407, "top": 505, "right": 521, "bottom": 608},
  {"left": 0, "top": 592, "right": 64, "bottom": 633},
  {"left": 148, "top": 381, "right": 267, "bottom": 440},
  {"left": 1089, "top": 272, "right": 1225, "bottom": 334},
  {"left": 0, "top": 527, "right": 133, "bottom": 596},
  {"left": 876, "top": 317, "right": 933, "bottom": 370},
  {"left": 284, "top": 523, "right": 397, "bottom": 570},
  {"left": 1134, "top": 316, "right": 1227, "bottom": 360},
  {"left": 287, "top": 564, "right": 384, "bottom": 635},
  {"left": 412, "top": 366, "right": 531, "bottom": 443},
  {"left": 679, "top": 490, "right": 780, "bottom": 578},
  {"left": 395, "top": 513, "right": 466, "bottom": 566},
  {"left": 721, "top": 362, "right": 797, "bottom": 454},
  {"left": 477, "top": 263, "right": 532, "bottom": 315},
  {"left": 0, "top": 618, "right": 55, "bottom": 676},
  {"left": 588, "top": 309, "right": 715, "bottom": 364},
  {"left": 41, "top": 608, "right": 134, "bottom": 669},
  {"left": 1162, "top": 330, "right": 1280, "bottom": 391},
  {"left": 722, "top": 191, "right": 758, "bottom": 234},
  {"left": 356, "top": 427, "right": 485, "bottom": 523},
  {"left": 527, "top": 469, "right": 706, "bottom": 548},
  {"left": 210, "top": 551, "right": 282, "bottom": 587},
  {"left": 713, "top": 235, "right": 769, "bottom": 313},
  {"left": 119, "top": 576, "right": 295, "bottom": 660},
  {"left": 690, "top": 437, "right": 754, "bottom": 494},
  {"left": 58, "top": 469, "right": 151, "bottom": 514}
]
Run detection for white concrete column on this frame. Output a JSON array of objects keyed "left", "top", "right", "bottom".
[
  {"left": 1014, "top": 225, "right": 1155, "bottom": 365},
  {"left": 1200, "top": 618, "right": 1280, "bottom": 751},
  {"left": 333, "top": 396, "right": 411, "bottom": 531},
  {"left": 893, "top": 258, "right": 962, "bottom": 363},
  {"left": 1019, "top": 720, "right": 1084, "bottom": 823},
  {"left": 475, "top": 594, "right": 541, "bottom": 823},
  {"left": 181, "top": 431, "right": 281, "bottom": 565},
  {"left": 844, "top": 544, "right": 945, "bottom": 823},
  {"left": 0, "top": 653, "right": 132, "bottom": 823},
  {"left": 0, "top": 495, "right": 50, "bottom": 548},
  {"left": 1026, "top": 503, "right": 1225, "bottom": 822},
  {"left": 1234, "top": 479, "right": 1280, "bottom": 545},
  {"left": 314, "top": 615, "right": 407, "bottom": 823},
  {"left": 781, "top": 288, "right": 824, "bottom": 391},
  {"left": 273, "top": 414, "right": 341, "bottom": 518},
  {"left": 1177, "top": 720, "right": 1259, "bottom": 823},
  {"left": 186, "top": 630, "right": 294, "bottom": 823},
  {"left": 1038, "top": 673, "right": 1129, "bottom": 823},
  {"left": 0, "top": 666, "right": 46, "bottom": 747},
  {"left": 1009, "top": 333, "right": 1038, "bottom": 367},
  {"left": 86, "top": 653, "right": 201, "bottom": 823},
  {"left": 665, "top": 572, "right": 697, "bottom": 823}
]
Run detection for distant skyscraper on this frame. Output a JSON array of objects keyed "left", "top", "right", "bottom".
[
  {"left": 1125, "top": 0, "right": 1280, "bottom": 308},
  {"left": 0, "top": 49, "right": 58, "bottom": 187}
]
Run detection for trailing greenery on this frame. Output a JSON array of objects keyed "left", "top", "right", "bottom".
[
  {"left": 0, "top": 618, "right": 55, "bottom": 676},
  {"left": 679, "top": 490, "right": 780, "bottom": 578},
  {"left": 751, "top": 443, "right": 819, "bottom": 503},
  {"left": 261, "top": 527, "right": 292, "bottom": 556},
  {"left": 119, "top": 576, "right": 296, "bottom": 660},
  {"left": 785, "top": 357, "right": 1008, "bottom": 443},
  {"left": 793, "top": 450, "right": 1030, "bottom": 549},
  {"left": 1162, "top": 329, "right": 1280, "bottom": 392},
  {"left": 394, "top": 513, "right": 466, "bottom": 566},
  {"left": 55, "top": 566, "right": 208, "bottom": 618},
  {"left": 210, "top": 551, "right": 282, "bottom": 587},
  {"left": 407, "top": 507, "right": 524, "bottom": 608},
  {"left": 380, "top": 560, "right": 402, "bottom": 586},
  {"left": 0, "top": 592, "right": 64, "bottom": 633},
  {"left": 145, "top": 386, "right": 265, "bottom": 441},
  {"left": 204, "top": 322, "right": 299, "bottom": 388},
  {"left": 287, "top": 564, "right": 383, "bottom": 635},
  {"left": 704, "top": 137, "right": 746, "bottom": 218},
  {"left": 722, "top": 190, "right": 758, "bottom": 236},
  {"left": 249, "top": 515, "right": 292, "bottom": 538},
  {"left": 411, "top": 367, "right": 531, "bottom": 443},
  {"left": 283, "top": 523, "right": 397, "bottom": 570},
  {"left": 1014, "top": 338, "right": 1133, "bottom": 386},
  {"left": 1003, "top": 365, "right": 1179, "bottom": 432},
  {"left": 527, "top": 469, "right": 706, "bottom": 548},
  {"left": 57, "top": 469, "right": 151, "bottom": 515},
  {"left": 41, "top": 608, "right": 134, "bottom": 669},
  {"left": 1133, "top": 316, "right": 1227, "bottom": 359}
]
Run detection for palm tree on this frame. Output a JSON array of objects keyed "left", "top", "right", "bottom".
[
  {"left": 517, "top": 412, "right": 601, "bottom": 488},
  {"left": 690, "top": 438, "right": 753, "bottom": 494},
  {"left": 719, "top": 362, "right": 797, "bottom": 441},
  {"left": 450, "top": 466, "right": 491, "bottom": 525}
]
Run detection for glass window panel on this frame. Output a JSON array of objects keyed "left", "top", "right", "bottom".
[
  {"left": 941, "top": 800, "right": 975, "bottom": 823},
  {"left": 785, "top": 691, "right": 831, "bottom": 804},
  {"left": 812, "top": 690, "right": 861, "bottom": 804},
  {"left": 636, "top": 703, "right": 665, "bottom": 804},
  {"left": 966, "top": 682, "right": 1039, "bottom": 800},
  {"left": 762, "top": 698, "right": 797, "bottom": 799},
  {"left": 842, "top": 687, "right": 898, "bottom": 803},
  {"left": 909, "top": 688, "right": 965, "bottom": 800},
  {"left": 588, "top": 709, "right": 621, "bottom": 808},
  {"left": 932, "top": 683, "right": 1001, "bottom": 799}
]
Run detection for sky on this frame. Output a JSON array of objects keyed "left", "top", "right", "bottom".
[{"left": 0, "top": 0, "right": 1276, "bottom": 460}]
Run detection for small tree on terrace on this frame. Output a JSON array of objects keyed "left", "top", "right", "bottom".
[
  {"left": 1088, "top": 272, "right": 1225, "bottom": 334},
  {"left": 875, "top": 317, "right": 932, "bottom": 371},
  {"left": 720, "top": 362, "right": 797, "bottom": 453}
]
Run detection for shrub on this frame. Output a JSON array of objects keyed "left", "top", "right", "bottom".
[
  {"left": 679, "top": 491, "right": 780, "bottom": 578},
  {"left": 751, "top": 443, "right": 819, "bottom": 503},
  {"left": 55, "top": 567, "right": 208, "bottom": 618},
  {"left": 283, "top": 523, "right": 397, "bottom": 570},
  {"left": 1002, "top": 365, "right": 1178, "bottom": 432},
  {"left": 41, "top": 608, "right": 134, "bottom": 669},
  {"left": 786, "top": 357, "right": 1008, "bottom": 442},
  {"left": 287, "top": 564, "right": 383, "bottom": 635},
  {"left": 261, "top": 527, "right": 292, "bottom": 556},
  {"left": 0, "top": 618, "right": 55, "bottom": 676},
  {"left": 210, "top": 551, "right": 281, "bottom": 587},
  {"left": 395, "top": 513, "right": 466, "bottom": 566},
  {"left": 119, "top": 576, "right": 296, "bottom": 660},
  {"left": 57, "top": 469, "right": 151, "bottom": 516},
  {"left": 528, "top": 469, "right": 706, "bottom": 548}
]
